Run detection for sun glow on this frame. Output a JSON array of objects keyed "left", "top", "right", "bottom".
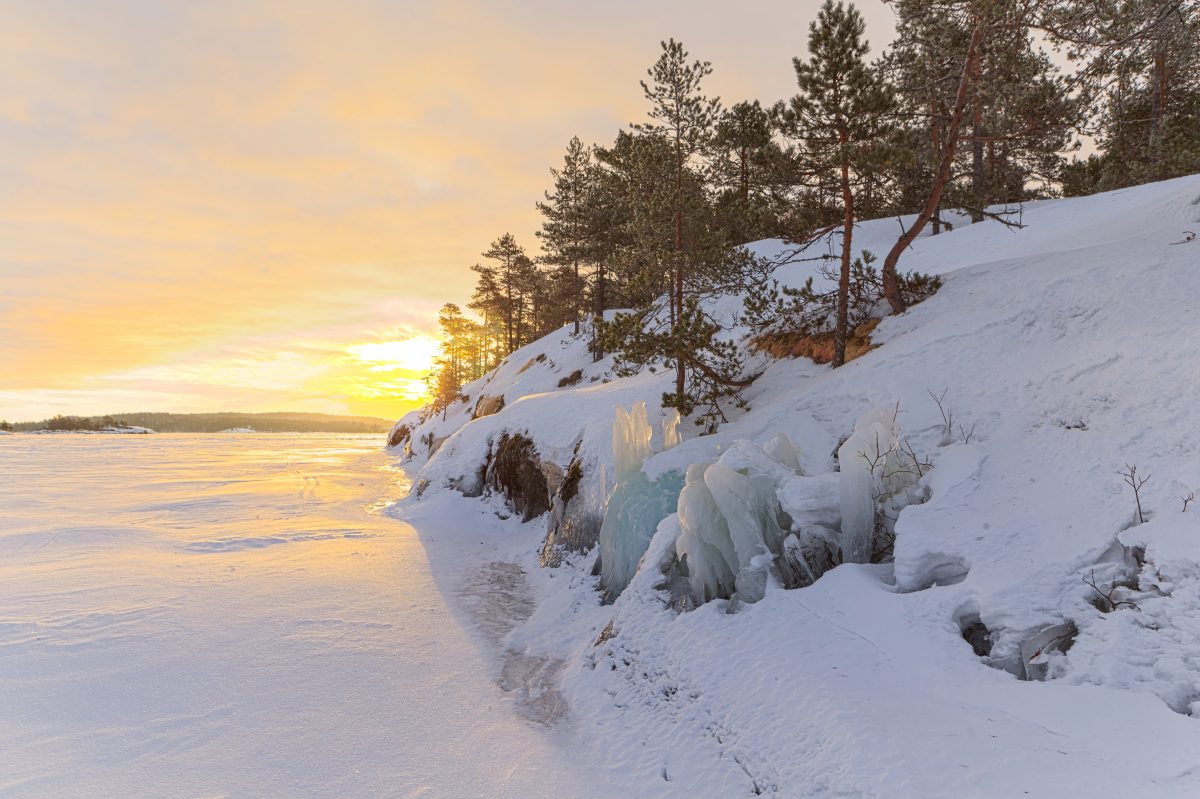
[{"left": 349, "top": 336, "right": 442, "bottom": 376}]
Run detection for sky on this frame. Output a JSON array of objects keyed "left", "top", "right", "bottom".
[{"left": 0, "top": 0, "right": 894, "bottom": 422}]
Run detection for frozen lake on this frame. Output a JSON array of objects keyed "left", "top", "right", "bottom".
[{"left": 0, "top": 434, "right": 597, "bottom": 797}]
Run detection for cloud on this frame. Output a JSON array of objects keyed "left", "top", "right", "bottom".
[{"left": 0, "top": 0, "right": 895, "bottom": 420}]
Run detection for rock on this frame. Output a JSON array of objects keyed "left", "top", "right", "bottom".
[
  {"left": 557, "top": 369, "right": 584, "bottom": 388},
  {"left": 484, "top": 431, "right": 551, "bottom": 522},
  {"left": 387, "top": 423, "right": 411, "bottom": 449},
  {"left": 473, "top": 394, "right": 505, "bottom": 419},
  {"left": 420, "top": 431, "right": 448, "bottom": 457},
  {"left": 541, "top": 457, "right": 601, "bottom": 567},
  {"left": 1020, "top": 621, "right": 1077, "bottom": 681}
]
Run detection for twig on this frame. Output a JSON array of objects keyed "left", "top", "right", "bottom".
[
  {"left": 1029, "top": 632, "right": 1075, "bottom": 663},
  {"left": 928, "top": 388, "right": 953, "bottom": 438},
  {"left": 1083, "top": 569, "right": 1141, "bottom": 613},
  {"left": 899, "top": 437, "right": 931, "bottom": 478},
  {"left": 1119, "top": 464, "right": 1150, "bottom": 525}
]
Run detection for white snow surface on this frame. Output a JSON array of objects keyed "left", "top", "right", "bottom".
[
  {"left": 393, "top": 175, "right": 1200, "bottom": 796},
  {"left": 0, "top": 433, "right": 614, "bottom": 797}
]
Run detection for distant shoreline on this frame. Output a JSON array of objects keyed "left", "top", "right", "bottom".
[
  {"left": 6, "top": 411, "right": 395, "bottom": 435},
  {"left": 6, "top": 429, "right": 385, "bottom": 436}
]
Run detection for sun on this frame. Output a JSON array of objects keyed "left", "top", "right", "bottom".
[{"left": 348, "top": 336, "right": 442, "bottom": 375}]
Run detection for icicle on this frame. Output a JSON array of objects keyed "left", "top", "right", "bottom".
[
  {"left": 600, "top": 402, "right": 682, "bottom": 599},
  {"left": 763, "top": 433, "right": 801, "bottom": 474},
  {"left": 661, "top": 409, "right": 681, "bottom": 451},
  {"left": 598, "top": 462, "right": 608, "bottom": 508},
  {"left": 612, "top": 402, "right": 653, "bottom": 482},
  {"left": 675, "top": 461, "right": 736, "bottom": 602},
  {"left": 838, "top": 407, "right": 898, "bottom": 564},
  {"left": 704, "top": 463, "right": 783, "bottom": 605}
]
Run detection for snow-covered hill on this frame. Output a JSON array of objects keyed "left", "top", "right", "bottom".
[{"left": 390, "top": 175, "right": 1200, "bottom": 797}]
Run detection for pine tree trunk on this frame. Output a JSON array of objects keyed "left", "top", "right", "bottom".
[
  {"left": 883, "top": 16, "right": 986, "bottom": 315},
  {"left": 673, "top": 131, "right": 685, "bottom": 405},
  {"left": 592, "top": 261, "right": 606, "bottom": 362},
  {"left": 834, "top": 130, "right": 853, "bottom": 369},
  {"left": 504, "top": 262, "right": 515, "bottom": 354},
  {"left": 1150, "top": 44, "right": 1169, "bottom": 178},
  {"left": 573, "top": 259, "right": 580, "bottom": 335},
  {"left": 969, "top": 58, "right": 985, "bottom": 223},
  {"left": 931, "top": 100, "right": 942, "bottom": 235},
  {"left": 740, "top": 148, "right": 749, "bottom": 201}
]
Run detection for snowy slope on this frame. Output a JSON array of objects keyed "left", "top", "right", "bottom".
[
  {"left": 388, "top": 321, "right": 616, "bottom": 458},
  {"left": 392, "top": 175, "right": 1200, "bottom": 797}
]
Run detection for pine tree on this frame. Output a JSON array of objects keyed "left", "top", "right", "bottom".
[
  {"left": 883, "top": 1, "right": 1081, "bottom": 225},
  {"left": 537, "top": 137, "right": 596, "bottom": 335},
  {"left": 710, "top": 100, "right": 790, "bottom": 243},
  {"left": 781, "top": 0, "right": 894, "bottom": 367},
  {"left": 878, "top": 2, "right": 989, "bottom": 313},
  {"left": 468, "top": 261, "right": 506, "bottom": 364},
  {"left": 594, "top": 47, "right": 768, "bottom": 426},
  {"left": 479, "top": 233, "right": 530, "bottom": 354},
  {"left": 636, "top": 38, "right": 723, "bottom": 405},
  {"left": 1049, "top": 0, "right": 1200, "bottom": 190}
]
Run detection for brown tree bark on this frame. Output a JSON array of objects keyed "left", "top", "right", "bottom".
[
  {"left": 969, "top": 50, "right": 985, "bottom": 223},
  {"left": 882, "top": 16, "right": 987, "bottom": 315},
  {"left": 834, "top": 126, "right": 854, "bottom": 368},
  {"left": 573, "top": 258, "right": 580, "bottom": 336},
  {"left": 674, "top": 127, "right": 686, "bottom": 403}
]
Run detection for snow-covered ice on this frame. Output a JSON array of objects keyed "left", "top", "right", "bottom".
[{"left": 0, "top": 433, "right": 612, "bottom": 797}]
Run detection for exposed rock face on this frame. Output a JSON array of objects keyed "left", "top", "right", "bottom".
[
  {"left": 387, "top": 423, "right": 411, "bottom": 449},
  {"left": 419, "top": 431, "right": 448, "bottom": 457},
  {"left": 473, "top": 395, "right": 505, "bottom": 419},
  {"left": 540, "top": 456, "right": 601, "bottom": 567},
  {"left": 556, "top": 369, "right": 583, "bottom": 388},
  {"left": 484, "top": 432, "right": 553, "bottom": 522}
]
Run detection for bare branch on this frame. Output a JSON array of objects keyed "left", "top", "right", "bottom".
[
  {"left": 1083, "top": 569, "right": 1141, "bottom": 613},
  {"left": 1119, "top": 464, "right": 1150, "bottom": 525}
]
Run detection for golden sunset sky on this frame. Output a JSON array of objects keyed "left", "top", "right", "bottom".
[{"left": 1, "top": 0, "right": 892, "bottom": 422}]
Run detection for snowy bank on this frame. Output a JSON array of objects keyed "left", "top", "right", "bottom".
[{"left": 390, "top": 174, "right": 1200, "bottom": 797}]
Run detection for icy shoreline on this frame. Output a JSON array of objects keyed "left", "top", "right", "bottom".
[
  {"left": 0, "top": 433, "right": 608, "bottom": 797},
  {"left": 25, "top": 426, "right": 156, "bottom": 434}
]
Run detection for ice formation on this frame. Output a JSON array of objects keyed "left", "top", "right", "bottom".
[
  {"left": 661, "top": 409, "right": 681, "bottom": 451},
  {"left": 599, "top": 403, "right": 684, "bottom": 598},
  {"left": 674, "top": 462, "right": 737, "bottom": 602},
  {"left": 674, "top": 440, "right": 808, "bottom": 606},
  {"left": 599, "top": 471, "right": 685, "bottom": 598},
  {"left": 762, "top": 433, "right": 801, "bottom": 473},
  {"left": 613, "top": 402, "right": 653, "bottom": 481},
  {"left": 837, "top": 407, "right": 899, "bottom": 563},
  {"left": 705, "top": 463, "right": 786, "bottom": 605},
  {"left": 776, "top": 472, "right": 841, "bottom": 531}
]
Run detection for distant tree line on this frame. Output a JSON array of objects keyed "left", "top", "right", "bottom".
[
  {"left": 10, "top": 412, "right": 394, "bottom": 434},
  {"left": 424, "top": 0, "right": 1199, "bottom": 426}
]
